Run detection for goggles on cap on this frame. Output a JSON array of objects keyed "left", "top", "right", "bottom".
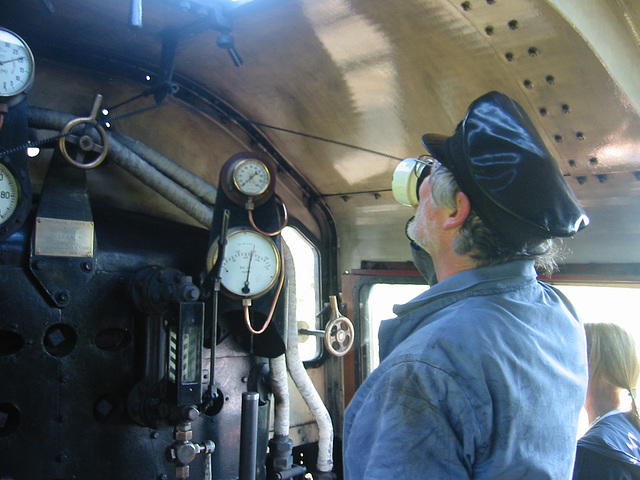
[{"left": 391, "top": 155, "right": 434, "bottom": 207}]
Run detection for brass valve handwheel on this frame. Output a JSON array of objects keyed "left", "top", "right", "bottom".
[
  {"left": 297, "top": 296, "right": 355, "bottom": 356},
  {"left": 324, "top": 296, "right": 355, "bottom": 357},
  {"left": 58, "top": 94, "right": 109, "bottom": 169},
  {"left": 324, "top": 316, "right": 355, "bottom": 357}
]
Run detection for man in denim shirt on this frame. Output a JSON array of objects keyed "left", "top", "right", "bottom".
[{"left": 343, "top": 91, "right": 590, "bottom": 479}]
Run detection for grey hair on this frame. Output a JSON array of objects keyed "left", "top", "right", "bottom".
[{"left": 428, "top": 161, "right": 561, "bottom": 275}]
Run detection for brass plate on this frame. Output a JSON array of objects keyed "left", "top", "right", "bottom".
[{"left": 34, "top": 217, "right": 94, "bottom": 257}]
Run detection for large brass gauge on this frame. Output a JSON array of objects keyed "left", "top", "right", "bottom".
[
  {"left": 208, "top": 228, "right": 281, "bottom": 299},
  {"left": 0, "top": 28, "right": 35, "bottom": 97},
  {"left": 0, "top": 161, "right": 19, "bottom": 225}
]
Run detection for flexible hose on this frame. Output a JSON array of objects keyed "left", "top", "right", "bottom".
[
  {"left": 28, "top": 107, "right": 214, "bottom": 227},
  {"left": 269, "top": 354, "right": 290, "bottom": 438},
  {"left": 283, "top": 243, "right": 334, "bottom": 474},
  {"left": 113, "top": 132, "right": 218, "bottom": 205}
]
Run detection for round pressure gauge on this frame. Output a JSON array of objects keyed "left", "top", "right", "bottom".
[
  {"left": 0, "top": 28, "right": 35, "bottom": 97},
  {"left": 220, "top": 152, "right": 277, "bottom": 207},
  {"left": 209, "top": 228, "right": 281, "bottom": 299},
  {"left": 0, "top": 162, "right": 19, "bottom": 225},
  {"left": 233, "top": 158, "right": 270, "bottom": 197}
]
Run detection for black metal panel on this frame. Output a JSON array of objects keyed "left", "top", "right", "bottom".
[{"left": 0, "top": 204, "right": 268, "bottom": 479}]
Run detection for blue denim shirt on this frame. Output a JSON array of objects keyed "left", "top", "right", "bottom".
[{"left": 343, "top": 260, "right": 587, "bottom": 479}]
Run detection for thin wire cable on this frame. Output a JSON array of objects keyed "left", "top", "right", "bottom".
[
  {"left": 171, "top": 99, "right": 403, "bottom": 161},
  {"left": 105, "top": 87, "right": 402, "bottom": 160},
  {"left": 7, "top": 96, "right": 403, "bottom": 165}
]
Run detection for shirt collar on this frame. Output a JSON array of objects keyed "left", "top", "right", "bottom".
[
  {"left": 378, "top": 260, "right": 538, "bottom": 362},
  {"left": 393, "top": 259, "right": 538, "bottom": 316}
]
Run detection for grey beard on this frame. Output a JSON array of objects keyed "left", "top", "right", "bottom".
[{"left": 406, "top": 217, "right": 438, "bottom": 286}]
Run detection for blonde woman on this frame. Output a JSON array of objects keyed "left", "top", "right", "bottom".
[{"left": 573, "top": 323, "right": 640, "bottom": 479}]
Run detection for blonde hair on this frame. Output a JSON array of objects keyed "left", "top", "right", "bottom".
[{"left": 585, "top": 322, "right": 640, "bottom": 429}]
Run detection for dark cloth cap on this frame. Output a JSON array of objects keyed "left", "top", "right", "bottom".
[{"left": 422, "top": 91, "right": 589, "bottom": 247}]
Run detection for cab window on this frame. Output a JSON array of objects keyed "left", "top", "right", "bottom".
[{"left": 282, "top": 225, "right": 322, "bottom": 361}]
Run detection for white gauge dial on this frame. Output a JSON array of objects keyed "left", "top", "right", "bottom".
[
  {"left": 0, "top": 163, "right": 19, "bottom": 225},
  {"left": 0, "top": 28, "right": 35, "bottom": 97},
  {"left": 216, "top": 229, "right": 280, "bottom": 298},
  {"left": 232, "top": 159, "right": 271, "bottom": 197}
]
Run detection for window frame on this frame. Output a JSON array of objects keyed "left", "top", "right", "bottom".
[{"left": 282, "top": 219, "right": 329, "bottom": 366}]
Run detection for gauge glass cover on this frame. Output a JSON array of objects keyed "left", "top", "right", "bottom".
[
  {"left": 218, "top": 229, "right": 280, "bottom": 298},
  {"left": 232, "top": 159, "right": 270, "bottom": 197},
  {"left": 0, "top": 29, "right": 35, "bottom": 96},
  {"left": 0, "top": 163, "right": 19, "bottom": 225}
]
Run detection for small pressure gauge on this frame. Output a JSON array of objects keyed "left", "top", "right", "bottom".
[
  {"left": 0, "top": 28, "right": 35, "bottom": 97},
  {"left": 220, "top": 152, "right": 277, "bottom": 207},
  {"left": 233, "top": 158, "right": 270, "bottom": 197},
  {"left": 208, "top": 228, "right": 281, "bottom": 299}
]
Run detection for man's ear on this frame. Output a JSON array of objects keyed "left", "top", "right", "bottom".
[{"left": 442, "top": 192, "right": 471, "bottom": 230}]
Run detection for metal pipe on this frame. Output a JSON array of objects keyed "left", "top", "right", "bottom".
[
  {"left": 239, "top": 391, "right": 259, "bottom": 480},
  {"left": 113, "top": 132, "right": 218, "bottom": 205},
  {"left": 28, "top": 107, "right": 214, "bottom": 227},
  {"left": 129, "top": 0, "right": 143, "bottom": 28},
  {"left": 108, "top": 134, "right": 214, "bottom": 227},
  {"left": 275, "top": 465, "right": 307, "bottom": 480},
  {"left": 270, "top": 354, "right": 290, "bottom": 438},
  {"left": 283, "top": 243, "right": 334, "bottom": 474}
]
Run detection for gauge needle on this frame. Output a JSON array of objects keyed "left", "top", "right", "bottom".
[
  {"left": 240, "top": 172, "right": 258, "bottom": 187},
  {"left": 0, "top": 57, "right": 25, "bottom": 66},
  {"left": 242, "top": 246, "right": 256, "bottom": 294}
]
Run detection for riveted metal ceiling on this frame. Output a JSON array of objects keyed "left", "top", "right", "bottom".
[{"left": 1, "top": 0, "right": 639, "bottom": 268}]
